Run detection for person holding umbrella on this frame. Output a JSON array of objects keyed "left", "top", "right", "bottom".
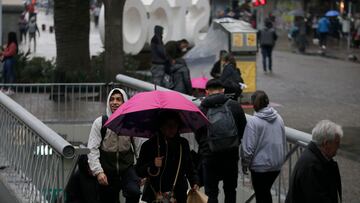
[
  {"left": 136, "top": 110, "right": 200, "bottom": 203},
  {"left": 87, "top": 88, "right": 141, "bottom": 203}
]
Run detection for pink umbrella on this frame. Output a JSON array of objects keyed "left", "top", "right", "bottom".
[
  {"left": 191, "top": 77, "right": 208, "bottom": 89},
  {"left": 105, "top": 90, "right": 208, "bottom": 138}
]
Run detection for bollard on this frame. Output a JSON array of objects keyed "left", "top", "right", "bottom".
[
  {"left": 49, "top": 26, "right": 54, "bottom": 33},
  {"left": 42, "top": 24, "right": 46, "bottom": 31}
]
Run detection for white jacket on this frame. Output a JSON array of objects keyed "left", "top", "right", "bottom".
[{"left": 87, "top": 88, "right": 133, "bottom": 176}]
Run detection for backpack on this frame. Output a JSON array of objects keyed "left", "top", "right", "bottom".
[{"left": 206, "top": 100, "right": 239, "bottom": 152}]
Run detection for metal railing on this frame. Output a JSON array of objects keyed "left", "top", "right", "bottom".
[
  {"left": 115, "top": 74, "right": 313, "bottom": 203},
  {"left": 0, "top": 92, "right": 86, "bottom": 203},
  {"left": 0, "top": 83, "right": 125, "bottom": 123}
]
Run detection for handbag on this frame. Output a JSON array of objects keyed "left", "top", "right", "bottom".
[{"left": 187, "top": 190, "right": 208, "bottom": 203}]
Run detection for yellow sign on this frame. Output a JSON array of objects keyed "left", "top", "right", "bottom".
[
  {"left": 246, "top": 33, "right": 257, "bottom": 47},
  {"left": 232, "top": 33, "right": 243, "bottom": 47},
  {"left": 236, "top": 60, "right": 256, "bottom": 93}
]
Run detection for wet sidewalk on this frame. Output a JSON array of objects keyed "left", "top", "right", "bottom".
[
  {"left": 275, "top": 32, "right": 360, "bottom": 63},
  {"left": 18, "top": 10, "right": 103, "bottom": 60}
]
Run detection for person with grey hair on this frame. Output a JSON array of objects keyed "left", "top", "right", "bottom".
[{"left": 285, "top": 120, "right": 343, "bottom": 203}]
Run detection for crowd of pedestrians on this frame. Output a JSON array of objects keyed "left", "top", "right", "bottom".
[{"left": 62, "top": 79, "right": 344, "bottom": 203}]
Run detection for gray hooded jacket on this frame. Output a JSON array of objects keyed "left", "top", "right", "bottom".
[
  {"left": 87, "top": 88, "right": 133, "bottom": 176},
  {"left": 241, "top": 107, "right": 286, "bottom": 172}
]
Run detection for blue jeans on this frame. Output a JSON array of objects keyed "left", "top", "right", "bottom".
[
  {"left": 261, "top": 45, "right": 273, "bottom": 71},
  {"left": 3, "top": 57, "right": 15, "bottom": 84},
  {"left": 202, "top": 156, "right": 238, "bottom": 203}
]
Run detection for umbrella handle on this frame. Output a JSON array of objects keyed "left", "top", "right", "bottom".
[
  {"left": 148, "top": 167, "right": 161, "bottom": 177},
  {"left": 148, "top": 135, "right": 161, "bottom": 177}
]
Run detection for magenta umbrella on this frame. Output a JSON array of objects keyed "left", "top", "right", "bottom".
[
  {"left": 104, "top": 90, "right": 209, "bottom": 138},
  {"left": 191, "top": 77, "right": 208, "bottom": 89}
]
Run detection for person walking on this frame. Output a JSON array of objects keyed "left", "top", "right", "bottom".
[
  {"left": 136, "top": 110, "right": 200, "bottom": 203},
  {"left": 18, "top": 13, "right": 28, "bottom": 43},
  {"left": 0, "top": 32, "right": 18, "bottom": 95},
  {"left": 28, "top": 16, "right": 40, "bottom": 52},
  {"left": 195, "top": 79, "right": 247, "bottom": 203},
  {"left": 258, "top": 20, "right": 277, "bottom": 73},
  {"left": 285, "top": 120, "right": 343, "bottom": 203},
  {"left": 150, "top": 25, "right": 172, "bottom": 88},
  {"left": 241, "top": 90, "right": 286, "bottom": 203},
  {"left": 87, "top": 88, "right": 141, "bottom": 203},
  {"left": 317, "top": 15, "right": 330, "bottom": 49}
]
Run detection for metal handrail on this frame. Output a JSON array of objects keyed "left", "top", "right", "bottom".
[
  {"left": 0, "top": 92, "right": 75, "bottom": 158},
  {"left": 0, "top": 91, "right": 85, "bottom": 203}
]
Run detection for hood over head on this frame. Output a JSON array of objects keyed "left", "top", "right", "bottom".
[
  {"left": 154, "top": 25, "right": 164, "bottom": 37},
  {"left": 106, "top": 88, "right": 128, "bottom": 117},
  {"left": 254, "top": 106, "right": 278, "bottom": 122}
]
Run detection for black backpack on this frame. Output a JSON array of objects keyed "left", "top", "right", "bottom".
[{"left": 206, "top": 100, "right": 239, "bottom": 152}]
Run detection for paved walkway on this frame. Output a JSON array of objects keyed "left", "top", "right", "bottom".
[
  {"left": 275, "top": 31, "right": 360, "bottom": 63},
  {"left": 18, "top": 10, "right": 103, "bottom": 60}
]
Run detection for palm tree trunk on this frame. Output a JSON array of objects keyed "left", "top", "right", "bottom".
[
  {"left": 54, "top": 0, "right": 90, "bottom": 82},
  {"left": 102, "top": 0, "right": 125, "bottom": 82}
]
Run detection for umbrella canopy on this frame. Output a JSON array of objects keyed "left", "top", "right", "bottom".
[
  {"left": 288, "top": 9, "right": 304, "bottom": 17},
  {"left": 105, "top": 90, "right": 208, "bottom": 138},
  {"left": 191, "top": 77, "right": 208, "bottom": 89},
  {"left": 325, "top": 10, "right": 339, "bottom": 17}
]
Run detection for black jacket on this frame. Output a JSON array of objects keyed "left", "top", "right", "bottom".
[
  {"left": 171, "top": 63, "right": 193, "bottom": 95},
  {"left": 210, "top": 60, "right": 221, "bottom": 79},
  {"left": 285, "top": 142, "right": 342, "bottom": 203},
  {"left": 219, "top": 62, "right": 243, "bottom": 99},
  {"left": 136, "top": 134, "right": 199, "bottom": 203},
  {"left": 195, "top": 94, "right": 247, "bottom": 158},
  {"left": 151, "top": 26, "right": 169, "bottom": 65}
]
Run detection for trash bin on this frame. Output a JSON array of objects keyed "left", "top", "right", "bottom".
[{"left": 214, "top": 18, "right": 258, "bottom": 102}]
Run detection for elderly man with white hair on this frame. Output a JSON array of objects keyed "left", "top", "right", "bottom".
[{"left": 285, "top": 120, "right": 343, "bottom": 203}]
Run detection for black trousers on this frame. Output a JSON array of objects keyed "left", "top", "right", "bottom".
[
  {"left": 261, "top": 45, "right": 274, "bottom": 71},
  {"left": 99, "top": 166, "right": 141, "bottom": 203},
  {"left": 202, "top": 156, "right": 238, "bottom": 203},
  {"left": 250, "top": 170, "right": 280, "bottom": 203}
]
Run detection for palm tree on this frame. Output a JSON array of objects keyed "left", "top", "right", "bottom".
[
  {"left": 102, "top": 0, "right": 126, "bottom": 82},
  {"left": 53, "top": 0, "right": 90, "bottom": 82}
]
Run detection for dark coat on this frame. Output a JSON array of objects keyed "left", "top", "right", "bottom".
[
  {"left": 210, "top": 60, "right": 221, "bottom": 79},
  {"left": 219, "top": 62, "right": 243, "bottom": 99},
  {"left": 285, "top": 142, "right": 342, "bottom": 203},
  {"left": 151, "top": 26, "right": 169, "bottom": 66},
  {"left": 171, "top": 63, "right": 193, "bottom": 95},
  {"left": 136, "top": 134, "right": 199, "bottom": 203},
  {"left": 195, "top": 93, "right": 247, "bottom": 158}
]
